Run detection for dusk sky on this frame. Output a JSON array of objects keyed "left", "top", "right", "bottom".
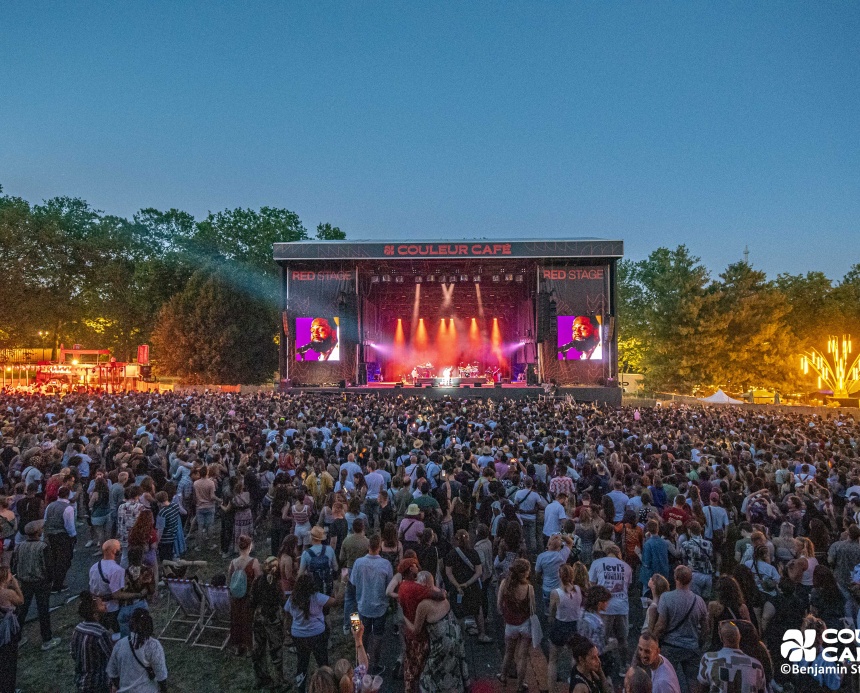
[{"left": 2, "top": 3, "right": 858, "bottom": 279}]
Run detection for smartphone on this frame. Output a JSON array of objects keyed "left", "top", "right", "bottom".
[{"left": 350, "top": 612, "right": 361, "bottom": 632}]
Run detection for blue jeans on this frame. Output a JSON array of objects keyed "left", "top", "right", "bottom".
[
  {"left": 343, "top": 581, "right": 357, "bottom": 631},
  {"left": 118, "top": 600, "right": 149, "bottom": 638}
]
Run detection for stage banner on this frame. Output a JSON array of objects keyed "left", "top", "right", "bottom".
[
  {"left": 287, "top": 267, "right": 356, "bottom": 384},
  {"left": 539, "top": 265, "right": 610, "bottom": 385}
]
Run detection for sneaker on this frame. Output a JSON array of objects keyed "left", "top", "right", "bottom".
[
  {"left": 477, "top": 634, "right": 493, "bottom": 644},
  {"left": 343, "top": 625, "right": 350, "bottom": 635},
  {"left": 85, "top": 540, "right": 94, "bottom": 548},
  {"left": 41, "top": 637, "right": 61, "bottom": 651}
]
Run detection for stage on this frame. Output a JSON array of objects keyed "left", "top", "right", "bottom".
[
  {"left": 274, "top": 238, "right": 623, "bottom": 393},
  {"left": 278, "top": 382, "right": 623, "bottom": 404}
]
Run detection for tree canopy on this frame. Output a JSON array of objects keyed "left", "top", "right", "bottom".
[{"left": 0, "top": 185, "right": 343, "bottom": 383}]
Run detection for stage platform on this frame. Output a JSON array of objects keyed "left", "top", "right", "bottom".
[{"left": 279, "top": 383, "right": 622, "bottom": 404}]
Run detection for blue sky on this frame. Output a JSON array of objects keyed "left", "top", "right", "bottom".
[{"left": 1, "top": 3, "right": 858, "bottom": 279}]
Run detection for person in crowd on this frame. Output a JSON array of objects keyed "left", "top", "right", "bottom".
[
  {"left": 653, "top": 565, "right": 708, "bottom": 693},
  {"left": 70, "top": 591, "right": 113, "bottom": 693},
  {"left": 350, "top": 533, "right": 393, "bottom": 675},
  {"left": 285, "top": 572, "right": 346, "bottom": 693},
  {"left": 106, "top": 608, "right": 168, "bottom": 693},
  {"left": 0, "top": 565, "right": 24, "bottom": 693},
  {"left": 497, "top": 558, "right": 535, "bottom": 693},
  {"left": 118, "top": 546, "right": 155, "bottom": 638},
  {"left": 445, "top": 529, "right": 490, "bottom": 643},
  {"left": 43, "top": 485, "right": 77, "bottom": 592},
  {"left": 569, "top": 633, "right": 614, "bottom": 693},
  {"left": 227, "top": 534, "right": 262, "bottom": 655},
  {"left": 547, "top": 562, "right": 583, "bottom": 690},
  {"left": 681, "top": 521, "right": 714, "bottom": 599},
  {"left": 588, "top": 544, "right": 632, "bottom": 667},
  {"left": 404, "top": 570, "right": 469, "bottom": 693},
  {"left": 250, "top": 556, "right": 286, "bottom": 690},
  {"left": 634, "top": 632, "right": 681, "bottom": 693},
  {"left": 13, "top": 519, "right": 60, "bottom": 650},
  {"left": 697, "top": 621, "right": 766, "bottom": 693}
]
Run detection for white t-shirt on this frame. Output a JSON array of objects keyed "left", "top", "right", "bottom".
[
  {"left": 542, "top": 500, "right": 568, "bottom": 537},
  {"left": 88, "top": 559, "right": 126, "bottom": 613},
  {"left": 653, "top": 656, "right": 681, "bottom": 693},
  {"left": 588, "top": 557, "right": 632, "bottom": 615}
]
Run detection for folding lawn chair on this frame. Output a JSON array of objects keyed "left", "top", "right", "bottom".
[
  {"left": 191, "top": 584, "right": 231, "bottom": 650},
  {"left": 157, "top": 578, "right": 205, "bottom": 644}
]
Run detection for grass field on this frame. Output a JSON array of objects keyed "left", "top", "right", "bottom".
[{"left": 15, "top": 539, "right": 358, "bottom": 693}]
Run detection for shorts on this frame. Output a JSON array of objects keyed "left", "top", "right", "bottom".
[
  {"left": 91, "top": 514, "right": 110, "bottom": 527},
  {"left": 197, "top": 508, "right": 215, "bottom": 530},
  {"left": 549, "top": 619, "right": 578, "bottom": 647},
  {"left": 504, "top": 620, "right": 532, "bottom": 640}
]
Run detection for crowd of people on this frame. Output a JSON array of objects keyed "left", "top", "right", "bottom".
[{"left": 0, "top": 389, "right": 858, "bottom": 693}]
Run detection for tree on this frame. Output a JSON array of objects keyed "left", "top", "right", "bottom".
[
  {"left": 151, "top": 267, "right": 277, "bottom": 384},
  {"left": 633, "top": 246, "right": 727, "bottom": 393},
  {"left": 315, "top": 222, "right": 346, "bottom": 240},
  {"left": 616, "top": 259, "right": 648, "bottom": 373},
  {"left": 194, "top": 207, "right": 308, "bottom": 274},
  {"left": 712, "top": 262, "right": 796, "bottom": 392}
]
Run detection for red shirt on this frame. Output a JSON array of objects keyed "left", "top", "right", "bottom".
[
  {"left": 398, "top": 579, "right": 432, "bottom": 622},
  {"left": 662, "top": 506, "right": 690, "bottom": 528}
]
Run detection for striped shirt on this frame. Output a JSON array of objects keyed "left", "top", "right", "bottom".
[
  {"left": 157, "top": 503, "right": 181, "bottom": 545},
  {"left": 71, "top": 620, "right": 113, "bottom": 693}
]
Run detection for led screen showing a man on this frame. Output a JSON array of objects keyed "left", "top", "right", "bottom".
[
  {"left": 296, "top": 316, "right": 340, "bottom": 361},
  {"left": 557, "top": 315, "right": 602, "bottom": 360}
]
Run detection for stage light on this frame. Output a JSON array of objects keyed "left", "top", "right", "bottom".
[
  {"left": 414, "top": 276, "right": 423, "bottom": 283},
  {"left": 515, "top": 275, "right": 524, "bottom": 282},
  {"left": 395, "top": 275, "right": 404, "bottom": 283},
  {"left": 371, "top": 275, "right": 380, "bottom": 283},
  {"left": 425, "top": 275, "right": 435, "bottom": 282},
  {"left": 459, "top": 275, "right": 468, "bottom": 282},
  {"left": 492, "top": 275, "right": 500, "bottom": 282},
  {"left": 382, "top": 275, "right": 392, "bottom": 282},
  {"left": 449, "top": 276, "right": 458, "bottom": 282},
  {"left": 504, "top": 274, "right": 514, "bottom": 282},
  {"left": 473, "top": 276, "right": 481, "bottom": 283}
]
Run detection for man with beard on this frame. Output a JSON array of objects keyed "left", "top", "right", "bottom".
[
  {"left": 558, "top": 315, "right": 600, "bottom": 360},
  {"left": 298, "top": 317, "right": 339, "bottom": 361}
]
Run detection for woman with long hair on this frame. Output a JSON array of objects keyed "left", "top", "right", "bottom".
[
  {"left": 574, "top": 507, "right": 600, "bottom": 565},
  {"left": 548, "top": 563, "right": 583, "bottom": 690},
  {"left": 106, "top": 608, "right": 168, "bottom": 692},
  {"left": 706, "top": 576, "right": 752, "bottom": 651},
  {"left": 127, "top": 510, "right": 158, "bottom": 582},
  {"left": 231, "top": 479, "right": 254, "bottom": 554},
  {"left": 278, "top": 534, "right": 300, "bottom": 597},
  {"left": 88, "top": 477, "right": 111, "bottom": 551},
  {"left": 288, "top": 489, "right": 312, "bottom": 549},
  {"left": 286, "top": 573, "right": 345, "bottom": 693},
  {"left": 642, "top": 573, "right": 670, "bottom": 635},
  {"left": 732, "top": 564, "right": 763, "bottom": 632},
  {"left": 497, "top": 558, "right": 534, "bottom": 693},
  {"left": 227, "top": 534, "right": 262, "bottom": 655},
  {"left": 810, "top": 564, "right": 846, "bottom": 630},
  {"left": 569, "top": 633, "right": 612, "bottom": 693},
  {"left": 380, "top": 521, "right": 403, "bottom": 573},
  {"left": 796, "top": 537, "right": 818, "bottom": 597}
]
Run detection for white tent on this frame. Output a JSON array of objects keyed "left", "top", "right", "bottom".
[{"left": 698, "top": 389, "right": 744, "bottom": 404}]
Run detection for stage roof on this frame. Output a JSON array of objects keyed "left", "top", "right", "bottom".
[{"left": 274, "top": 238, "right": 623, "bottom": 261}]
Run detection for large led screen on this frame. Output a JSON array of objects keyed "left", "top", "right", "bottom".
[
  {"left": 296, "top": 317, "right": 340, "bottom": 361},
  {"left": 557, "top": 315, "right": 603, "bottom": 360}
]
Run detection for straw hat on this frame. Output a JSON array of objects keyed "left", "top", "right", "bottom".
[
  {"left": 310, "top": 526, "right": 327, "bottom": 541},
  {"left": 406, "top": 504, "right": 421, "bottom": 517}
]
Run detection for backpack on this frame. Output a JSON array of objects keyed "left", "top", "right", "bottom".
[
  {"left": 228, "top": 567, "right": 248, "bottom": 599},
  {"left": 304, "top": 545, "right": 333, "bottom": 595}
]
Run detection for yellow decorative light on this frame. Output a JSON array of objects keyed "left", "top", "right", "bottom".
[{"left": 800, "top": 334, "right": 860, "bottom": 399}]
